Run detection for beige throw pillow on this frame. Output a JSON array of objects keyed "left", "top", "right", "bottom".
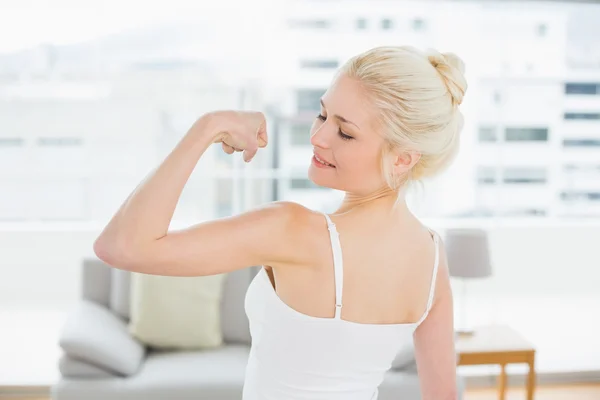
[{"left": 128, "top": 272, "right": 226, "bottom": 350}]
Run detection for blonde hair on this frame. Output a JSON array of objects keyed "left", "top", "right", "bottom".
[{"left": 341, "top": 46, "right": 468, "bottom": 190}]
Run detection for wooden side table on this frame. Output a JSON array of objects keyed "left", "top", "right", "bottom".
[{"left": 456, "top": 325, "right": 536, "bottom": 400}]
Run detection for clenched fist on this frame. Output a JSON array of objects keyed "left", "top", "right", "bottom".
[{"left": 207, "top": 111, "right": 268, "bottom": 163}]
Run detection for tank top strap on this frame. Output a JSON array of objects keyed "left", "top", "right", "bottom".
[
  {"left": 323, "top": 213, "right": 344, "bottom": 319},
  {"left": 416, "top": 229, "right": 441, "bottom": 326}
]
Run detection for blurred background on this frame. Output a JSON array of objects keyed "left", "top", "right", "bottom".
[{"left": 0, "top": 0, "right": 599, "bottom": 398}]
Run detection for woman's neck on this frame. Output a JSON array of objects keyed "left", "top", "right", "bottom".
[{"left": 335, "top": 186, "right": 408, "bottom": 216}]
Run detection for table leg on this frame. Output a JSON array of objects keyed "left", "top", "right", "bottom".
[
  {"left": 527, "top": 353, "right": 536, "bottom": 400},
  {"left": 498, "top": 363, "right": 507, "bottom": 400}
]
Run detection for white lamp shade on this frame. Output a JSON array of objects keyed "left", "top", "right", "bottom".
[{"left": 444, "top": 228, "right": 493, "bottom": 279}]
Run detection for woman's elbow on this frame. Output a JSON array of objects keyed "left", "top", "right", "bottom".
[{"left": 93, "top": 235, "right": 137, "bottom": 271}]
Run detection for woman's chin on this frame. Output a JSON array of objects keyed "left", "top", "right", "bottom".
[{"left": 308, "top": 169, "right": 335, "bottom": 190}]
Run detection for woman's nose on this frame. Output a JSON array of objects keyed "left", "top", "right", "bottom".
[{"left": 310, "top": 124, "right": 332, "bottom": 149}]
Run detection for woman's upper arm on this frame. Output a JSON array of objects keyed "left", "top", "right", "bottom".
[
  {"left": 94, "top": 201, "right": 307, "bottom": 276},
  {"left": 413, "top": 240, "right": 459, "bottom": 400}
]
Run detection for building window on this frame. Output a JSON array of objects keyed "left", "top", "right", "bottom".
[
  {"left": 412, "top": 18, "right": 426, "bottom": 31},
  {"left": 563, "top": 139, "right": 600, "bottom": 147},
  {"left": 37, "top": 137, "right": 82, "bottom": 146},
  {"left": 505, "top": 127, "right": 548, "bottom": 142},
  {"left": 536, "top": 23, "right": 548, "bottom": 37},
  {"left": 291, "top": 123, "right": 311, "bottom": 146},
  {"left": 381, "top": 19, "right": 393, "bottom": 30},
  {"left": 564, "top": 164, "right": 600, "bottom": 172},
  {"left": 477, "top": 167, "right": 497, "bottom": 184},
  {"left": 493, "top": 91, "right": 502, "bottom": 104},
  {"left": 561, "top": 192, "right": 600, "bottom": 202},
  {"left": 288, "top": 19, "right": 331, "bottom": 29},
  {"left": 478, "top": 126, "right": 497, "bottom": 142},
  {"left": 356, "top": 18, "right": 367, "bottom": 30},
  {"left": 565, "top": 83, "right": 599, "bottom": 95},
  {"left": 296, "top": 89, "right": 326, "bottom": 113},
  {"left": 503, "top": 167, "right": 547, "bottom": 184},
  {"left": 0, "top": 138, "right": 24, "bottom": 147},
  {"left": 290, "top": 178, "right": 324, "bottom": 189},
  {"left": 504, "top": 209, "right": 547, "bottom": 217},
  {"left": 300, "top": 60, "right": 339, "bottom": 69},
  {"left": 564, "top": 112, "right": 600, "bottom": 120}
]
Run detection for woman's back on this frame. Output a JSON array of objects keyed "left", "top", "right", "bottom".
[{"left": 242, "top": 207, "right": 441, "bottom": 400}]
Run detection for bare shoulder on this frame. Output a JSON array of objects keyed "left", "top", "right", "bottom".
[
  {"left": 261, "top": 201, "right": 331, "bottom": 263},
  {"left": 254, "top": 200, "right": 320, "bottom": 234}
]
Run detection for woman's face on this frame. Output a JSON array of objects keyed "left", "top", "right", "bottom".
[{"left": 308, "top": 73, "right": 388, "bottom": 195}]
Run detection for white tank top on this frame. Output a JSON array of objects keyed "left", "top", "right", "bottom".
[{"left": 243, "top": 213, "right": 440, "bottom": 400}]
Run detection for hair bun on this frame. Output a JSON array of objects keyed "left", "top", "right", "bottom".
[{"left": 428, "top": 51, "right": 467, "bottom": 106}]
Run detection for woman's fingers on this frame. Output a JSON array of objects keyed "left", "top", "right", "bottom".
[
  {"left": 257, "top": 122, "right": 268, "bottom": 148},
  {"left": 243, "top": 141, "right": 259, "bottom": 163},
  {"left": 218, "top": 111, "right": 267, "bottom": 160},
  {"left": 222, "top": 142, "right": 235, "bottom": 154}
]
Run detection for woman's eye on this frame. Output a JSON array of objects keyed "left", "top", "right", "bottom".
[
  {"left": 338, "top": 130, "right": 354, "bottom": 141},
  {"left": 316, "top": 114, "right": 353, "bottom": 140}
]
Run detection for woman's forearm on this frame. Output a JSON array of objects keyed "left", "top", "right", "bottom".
[{"left": 94, "top": 113, "right": 220, "bottom": 261}]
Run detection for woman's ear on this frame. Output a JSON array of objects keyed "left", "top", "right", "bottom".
[{"left": 393, "top": 150, "right": 421, "bottom": 175}]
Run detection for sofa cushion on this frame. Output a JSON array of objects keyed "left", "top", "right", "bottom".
[
  {"left": 81, "top": 259, "right": 112, "bottom": 307},
  {"left": 58, "top": 354, "right": 114, "bottom": 379},
  {"left": 58, "top": 300, "right": 145, "bottom": 376},
  {"left": 377, "top": 370, "right": 421, "bottom": 400},
  {"left": 221, "top": 268, "right": 256, "bottom": 345},
  {"left": 108, "top": 266, "right": 255, "bottom": 345},
  {"left": 52, "top": 345, "right": 249, "bottom": 400},
  {"left": 110, "top": 268, "right": 132, "bottom": 319},
  {"left": 390, "top": 344, "right": 415, "bottom": 370},
  {"left": 129, "top": 272, "right": 226, "bottom": 350}
]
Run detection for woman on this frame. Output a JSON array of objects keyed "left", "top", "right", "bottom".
[{"left": 94, "top": 45, "right": 467, "bottom": 400}]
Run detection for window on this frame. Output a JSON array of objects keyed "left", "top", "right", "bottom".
[
  {"left": 563, "top": 164, "right": 576, "bottom": 172},
  {"left": 381, "top": 19, "right": 393, "bottom": 30},
  {"left": 37, "top": 137, "right": 82, "bottom": 146},
  {"left": 503, "top": 167, "right": 547, "bottom": 184},
  {"left": 412, "top": 18, "right": 426, "bottom": 31},
  {"left": 477, "top": 167, "right": 497, "bottom": 184},
  {"left": 564, "top": 164, "right": 600, "bottom": 173},
  {"left": 0, "top": 138, "right": 24, "bottom": 147},
  {"left": 478, "top": 126, "right": 497, "bottom": 142},
  {"left": 565, "top": 83, "right": 599, "bottom": 95},
  {"left": 290, "top": 123, "right": 312, "bottom": 146},
  {"left": 296, "top": 89, "right": 326, "bottom": 113},
  {"left": 564, "top": 113, "right": 600, "bottom": 120},
  {"left": 504, "top": 208, "right": 547, "bottom": 217},
  {"left": 300, "top": 60, "right": 339, "bottom": 69},
  {"left": 493, "top": 91, "right": 502, "bottom": 104},
  {"left": 288, "top": 19, "right": 331, "bottom": 29},
  {"left": 563, "top": 139, "right": 600, "bottom": 147},
  {"left": 505, "top": 127, "right": 548, "bottom": 142},
  {"left": 356, "top": 18, "right": 367, "bottom": 30},
  {"left": 536, "top": 23, "right": 547, "bottom": 37},
  {"left": 561, "top": 192, "right": 600, "bottom": 202}
]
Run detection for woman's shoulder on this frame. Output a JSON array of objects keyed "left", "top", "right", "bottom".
[
  {"left": 251, "top": 201, "right": 329, "bottom": 248},
  {"left": 256, "top": 201, "right": 331, "bottom": 267},
  {"left": 262, "top": 201, "right": 327, "bottom": 226}
]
